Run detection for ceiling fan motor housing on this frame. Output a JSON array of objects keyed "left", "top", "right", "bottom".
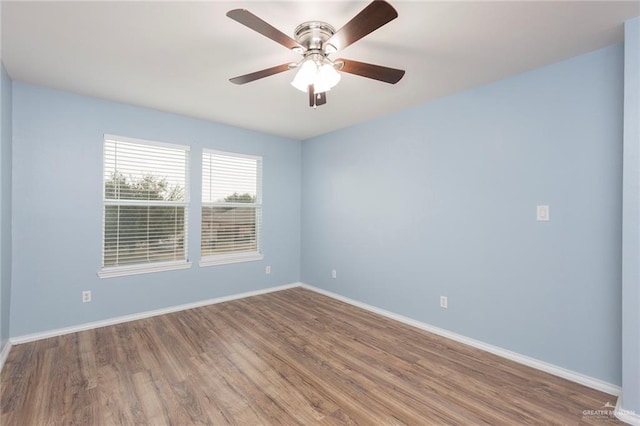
[{"left": 293, "top": 21, "right": 336, "bottom": 53}]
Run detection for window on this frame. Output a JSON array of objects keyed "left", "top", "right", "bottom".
[
  {"left": 99, "top": 135, "right": 191, "bottom": 278},
  {"left": 200, "top": 149, "right": 263, "bottom": 266}
]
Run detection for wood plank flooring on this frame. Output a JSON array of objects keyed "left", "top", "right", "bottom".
[{"left": 1, "top": 287, "right": 621, "bottom": 425}]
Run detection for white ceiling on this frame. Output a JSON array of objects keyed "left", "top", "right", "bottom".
[{"left": 2, "top": 1, "right": 638, "bottom": 140}]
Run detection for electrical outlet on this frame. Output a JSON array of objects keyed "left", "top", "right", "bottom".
[
  {"left": 537, "top": 205, "right": 550, "bottom": 221},
  {"left": 440, "top": 296, "right": 448, "bottom": 309},
  {"left": 265, "top": 265, "right": 271, "bottom": 274},
  {"left": 82, "top": 290, "right": 92, "bottom": 303},
  {"left": 331, "top": 269, "right": 337, "bottom": 279}
]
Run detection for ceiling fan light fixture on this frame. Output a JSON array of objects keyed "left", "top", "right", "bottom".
[
  {"left": 314, "top": 62, "right": 341, "bottom": 93},
  {"left": 291, "top": 59, "right": 317, "bottom": 92},
  {"left": 291, "top": 57, "right": 341, "bottom": 93}
]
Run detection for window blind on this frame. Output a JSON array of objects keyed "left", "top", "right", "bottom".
[
  {"left": 201, "top": 150, "right": 262, "bottom": 261},
  {"left": 102, "top": 135, "right": 190, "bottom": 269}
]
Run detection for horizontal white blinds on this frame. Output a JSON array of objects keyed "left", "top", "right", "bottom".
[
  {"left": 202, "top": 150, "right": 262, "bottom": 257},
  {"left": 103, "top": 136, "right": 189, "bottom": 268},
  {"left": 104, "top": 137, "right": 188, "bottom": 202}
]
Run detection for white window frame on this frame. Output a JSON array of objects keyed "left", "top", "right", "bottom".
[
  {"left": 199, "top": 149, "right": 263, "bottom": 267},
  {"left": 98, "top": 134, "right": 192, "bottom": 278}
]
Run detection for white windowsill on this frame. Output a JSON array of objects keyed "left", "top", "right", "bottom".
[
  {"left": 199, "top": 252, "right": 264, "bottom": 267},
  {"left": 98, "top": 260, "right": 192, "bottom": 278}
]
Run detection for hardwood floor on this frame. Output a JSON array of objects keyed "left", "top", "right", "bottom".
[{"left": 1, "top": 287, "right": 621, "bottom": 425}]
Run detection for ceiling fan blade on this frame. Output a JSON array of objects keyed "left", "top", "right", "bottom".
[
  {"left": 327, "top": 0, "right": 398, "bottom": 52},
  {"left": 227, "top": 9, "right": 303, "bottom": 51},
  {"left": 337, "top": 59, "right": 405, "bottom": 84},
  {"left": 229, "top": 64, "right": 291, "bottom": 85}
]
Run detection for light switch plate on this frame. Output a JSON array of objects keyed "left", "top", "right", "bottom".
[
  {"left": 440, "top": 296, "right": 448, "bottom": 309},
  {"left": 537, "top": 205, "right": 550, "bottom": 221}
]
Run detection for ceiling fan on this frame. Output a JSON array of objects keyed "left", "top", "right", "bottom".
[{"left": 227, "top": 0, "right": 405, "bottom": 108}]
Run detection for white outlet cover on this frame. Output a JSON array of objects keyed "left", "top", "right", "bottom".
[
  {"left": 440, "top": 296, "right": 448, "bottom": 309},
  {"left": 537, "top": 205, "right": 550, "bottom": 221}
]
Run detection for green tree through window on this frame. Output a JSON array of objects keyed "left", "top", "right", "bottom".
[
  {"left": 201, "top": 150, "right": 262, "bottom": 264},
  {"left": 102, "top": 136, "right": 189, "bottom": 271},
  {"left": 103, "top": 173, "right": 186, "bottom": 266}
]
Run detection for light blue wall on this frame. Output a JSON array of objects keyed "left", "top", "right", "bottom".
[
  {"left": 301, "top": 45, "right": 624, "bottom": 385},
  {"left": 622, "top": 17, "right": 640, "bottom": 414},
  {"left": 0, "top": 64, "right": 12, "bottom": 352},
  {"left": 10, "top": 83, "right": 301, "bottom": 337}
]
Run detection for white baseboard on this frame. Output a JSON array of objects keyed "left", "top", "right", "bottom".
[
  {"left": 0, "top": 340, "right": 12, "bottom": 372},
  {"left": 10, "top": 283, "right": 300, "bottom": 345},
  {"left": 616, "top": 397, "right": 640, "bottom": 425},
  {"left": 300, "top": 283, "right": 622, "bottom": 397}
]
